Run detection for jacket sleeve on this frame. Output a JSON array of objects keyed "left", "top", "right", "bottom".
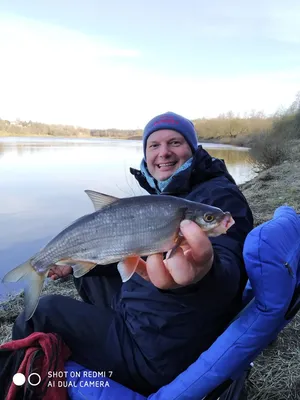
[
  {"left": 209, "top": 181, "right": 253, "bottom": 301},
  {"left": 74, "top": 263, "right": 119, "bottom": 277}
]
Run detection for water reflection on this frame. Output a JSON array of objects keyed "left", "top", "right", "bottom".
[
  {"left": 0, "top": 137, "right": 251, "bottom": 169},
  {"left": 0, "top": 137, "right": 255, "bottom": 299}
]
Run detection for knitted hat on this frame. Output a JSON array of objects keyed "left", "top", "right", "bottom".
[{"left": 143, "top": 111, "right": 198, "bottom": 157}]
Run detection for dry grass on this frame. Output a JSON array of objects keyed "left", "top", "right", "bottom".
[
  {"left": 239, "top": 142, "right": 300, "bottom": 399},
  {"left": 245, "top": 314, "right": 300, "bottom": 400},
  {"left": 249, "top": 135, "right": 290, "bottom": 172},
  {"left": 0, "top": 277, "right": 81, "bottom": 345},
  {"left": 240, "top": 159, "right": 300, "bottom": 226}
]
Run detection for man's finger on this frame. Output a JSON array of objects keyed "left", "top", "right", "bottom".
[
  {"left": 146, "top": 253, "right": 177, "bottom": 289},
  {"left": 165, "top": 247, "right": 196, "bottom": 285},
  {"left": 180, "top": 220, "right": 213, "bottom": 262},
  {"left": 135, "top": 258, "right": 150, "bottom": 281}
]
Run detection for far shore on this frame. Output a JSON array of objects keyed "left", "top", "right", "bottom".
[{"left": 0, "top": 132, "right": 250, "bottom": 147}]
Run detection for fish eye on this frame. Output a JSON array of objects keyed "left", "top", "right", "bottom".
[{"left": 204, "top": 213, "right": 215, "bottom": 223}]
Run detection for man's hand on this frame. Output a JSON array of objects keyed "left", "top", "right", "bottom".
[
  {"left": 48, "top": 265, "right": 73, "bottom": 280},
  {"left": 144, "top": 220, "right": 214, "bottom": 289}
]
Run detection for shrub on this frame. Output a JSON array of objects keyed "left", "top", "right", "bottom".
[{"left": 248, "top": 132, "right": 290, "bottom": 172}]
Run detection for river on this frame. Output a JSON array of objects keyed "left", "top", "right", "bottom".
[{"left": 0, "top": 137, "right": 255, "bottom": 299}]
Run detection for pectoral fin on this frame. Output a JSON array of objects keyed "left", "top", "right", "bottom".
[
  {"left": 55, "top": 259, "right": 97, "bottom": 278},
  {"left": 167, "top": 234, "right": 185, "bottom": 259},
  {"left": 117, "top": 255, "right": 140, "bottom": 282}
]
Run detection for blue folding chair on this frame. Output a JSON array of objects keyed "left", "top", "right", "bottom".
[{"left": 65, "top": 205, "right": 300, "bottom": 400}]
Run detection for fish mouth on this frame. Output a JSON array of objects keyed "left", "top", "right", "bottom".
[
  {"left": 224, "top": 213, "right": 235, "bottom": 230},
  {"left": 157, "top": 161, "right": 177, "bottom": 169},
  {"left": 218, "top": 213, "right": 235, "bottom": 233},
  {"left": 206, "top": 213, "right": 235, "bottom": 236}
]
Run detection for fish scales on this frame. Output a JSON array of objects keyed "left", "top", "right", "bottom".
[{"left": 33, "top": 196, "right": 185, "bottom": 267}]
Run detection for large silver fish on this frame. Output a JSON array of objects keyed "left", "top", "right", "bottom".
[{"left": 2, "top": 191, "right": 234, "bottom": 320}]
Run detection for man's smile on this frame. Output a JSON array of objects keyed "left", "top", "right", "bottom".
[{"left": 157, "top": 161, "right": 177, "bottom": 168}]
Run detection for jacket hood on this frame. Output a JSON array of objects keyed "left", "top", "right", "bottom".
[{"left": 130, "top": 145, "right": 236, "bottom": 195}]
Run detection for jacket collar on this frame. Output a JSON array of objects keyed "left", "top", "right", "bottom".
[{"left": 130, "top": 145, "right": 236, "bottom": 195}]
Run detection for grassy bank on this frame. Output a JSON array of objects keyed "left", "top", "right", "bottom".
[
  {"left": 0, "top": 277, "right": 82, "bottom": 344},
  {"left": 239, "top": 140, "right": 300, "bottom": 399},
  {"left": 1, "top": 140, "right": 300, "bottom": 399}
]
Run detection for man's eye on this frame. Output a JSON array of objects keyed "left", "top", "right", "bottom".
[
  {"left": 171, "top": 141, "right": 181, "bottom": 146},
  {"left": 149, "top": 144, "right": 158, "bottom": 148}
]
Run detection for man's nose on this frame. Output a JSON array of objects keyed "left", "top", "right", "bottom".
[{"left": 158, "top": 144, "right": 171, "bottom": 157}]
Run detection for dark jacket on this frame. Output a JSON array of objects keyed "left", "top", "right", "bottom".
[{"left": 110, "top": 146, "right": 253, "bottom": 393}]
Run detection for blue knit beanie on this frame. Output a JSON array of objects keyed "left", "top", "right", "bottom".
[{"left": 143, "top": 111, "right": 198, "bottom": 157}]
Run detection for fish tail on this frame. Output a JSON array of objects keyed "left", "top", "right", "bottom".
[{"left": 2, "top": 258, "right": 48, "bottom": 321}]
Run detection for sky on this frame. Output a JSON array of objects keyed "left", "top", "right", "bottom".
[{"left": 0, "top": 0, "right": 300, "bottom": 129}]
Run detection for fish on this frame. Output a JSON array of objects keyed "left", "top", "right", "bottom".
[{"left": 2, "top": 191, "right": 235, "bottom": 320}]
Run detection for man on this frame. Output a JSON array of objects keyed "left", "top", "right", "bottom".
[{"left": 12, "top": 112, "right": 253, "bottom": 396}]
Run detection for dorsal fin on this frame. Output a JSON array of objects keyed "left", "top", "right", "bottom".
[{"left": 84, "top": 190, "right": 119, "bottom": 211}]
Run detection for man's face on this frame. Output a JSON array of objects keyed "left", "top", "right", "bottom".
[{"left": 145, "top": 129, "right": 193, "bottom": 181}]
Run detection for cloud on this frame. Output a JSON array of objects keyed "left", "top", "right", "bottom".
[
  {"left": 0, "top": 14, "right": 139, "bottom": 59},
  {"left": 0, "top": 14, "right": 141, "bottom": 125},
  {"left": 182, "top": 1, "right": 300, "bottom": 44},
  {"left": 132, "top": 70, "right": 300, "bottom": 124},
  {"left": 264, "top": 6, "right": 300, "bottom": 44},
  {"left": 0, "top": 12, "right": 299, "bottom": 129}
]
